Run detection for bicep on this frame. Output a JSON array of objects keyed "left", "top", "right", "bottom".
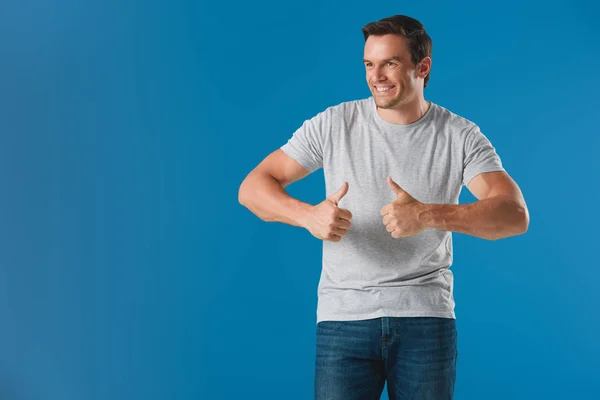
[
  {"left": 467, "top": 171, "right": 525, "bottom": 204},
  {"left": 251, "top": 148, "right": 312, "bottom": 188}
]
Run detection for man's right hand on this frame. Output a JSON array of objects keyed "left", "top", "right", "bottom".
[{"left": 303, "top": 182, "right": 353, "bottom": 242}]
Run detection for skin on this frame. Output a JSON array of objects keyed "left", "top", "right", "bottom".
[
  {"left": 239, "top": 34, "right": 529, "bottom": 242},
  {"left": 363, "top": 34, "right": 432, "bottom": 125},
  {"left": 364, "top": 34, "right": 530, "bottom": 240},
  {"left": 380, "top": 172, "right": 530, "bottom": 241}
]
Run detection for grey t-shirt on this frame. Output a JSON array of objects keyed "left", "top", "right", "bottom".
[{"left": 280, "top": 96, "right": 505, "bottom": 324}]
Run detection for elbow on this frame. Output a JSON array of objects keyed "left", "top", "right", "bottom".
[
  {"left": 492, "top": 206, "right": 529, "bottom": 240},
  {"left": 486, "top": 204, "right": 529, "bottom": 241},
  {"left": 517, "top": 204, "right": 530, "bottom": 235},
  {"left": 238, "top": 179, "right": 249, "bottom": 206},
  {"left": 504, "top": 198, "right": 530, "bottom": 238}
]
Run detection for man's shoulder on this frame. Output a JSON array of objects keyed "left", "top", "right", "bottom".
[
  {"left": 322, "top": 96, "right": 371, "bottom": 115},
  {"left": 302, "top": 97, "right": 371, "bottom": 126},
  {"left": 432, "top": 101, "right": 479, "bottom": 133}
]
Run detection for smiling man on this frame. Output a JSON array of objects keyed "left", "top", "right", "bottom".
[{"left": 238, "top": 14, "right": 529, "bottom": 400}]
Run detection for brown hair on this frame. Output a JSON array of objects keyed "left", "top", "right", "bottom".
[{"left": 362, "top": 15, "right": 432, "bottom": 88}]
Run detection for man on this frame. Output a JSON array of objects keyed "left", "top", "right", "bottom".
[{"left": 238, "top": 14, "right": 529, "bottom": 400}]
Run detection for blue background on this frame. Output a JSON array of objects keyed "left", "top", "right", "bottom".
[{"left": 1, "top": 0, "right": 599, "bottom": 399}]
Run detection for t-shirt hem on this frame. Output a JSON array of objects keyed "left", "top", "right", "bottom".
[
  {"left": 280, "top": 144, "right": 319, "bottom": 173},
  {"left": 463, "top": 166, "right": 506, "bottom": 187},
  {"left": 317, "top": 309, "right": 456, "bottom": 324}
]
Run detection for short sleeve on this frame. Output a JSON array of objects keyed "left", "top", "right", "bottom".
[
  {"left": 462, "top": 125, "right": 505, "bottom": 187},
  {"left": 280, "top": 108, "right": 330, "bottom": 173}
]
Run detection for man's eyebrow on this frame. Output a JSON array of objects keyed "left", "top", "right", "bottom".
[{"left": 362, "top": 56, "right": 402, "bottom": 63}]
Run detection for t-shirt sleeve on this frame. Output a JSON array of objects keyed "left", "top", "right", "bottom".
[
  {"left": 462, "top": 125, "right": 505, "bottom": 187},
  {"left": 280, "top": 108, "right": 330, "bottom": 173}
]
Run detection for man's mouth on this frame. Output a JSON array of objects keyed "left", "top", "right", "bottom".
[{"left": 374, "top": 85, "right": 395, "bottom": 92}]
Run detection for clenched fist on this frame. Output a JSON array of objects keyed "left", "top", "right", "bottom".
[
  {"left": 380, "top": 176, "right": 426, "bottom": 238},
  {"left": 303, "top": 182, "right": 353, "bottom": 242}
]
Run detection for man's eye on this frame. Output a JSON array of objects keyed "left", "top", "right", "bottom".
[{"left": 364, "top": 62, "right": 396, "bottom": 67}]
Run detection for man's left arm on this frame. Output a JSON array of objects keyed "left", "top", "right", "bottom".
[{"left": 418, "top": 171, "right": 530, "bottom": 240}]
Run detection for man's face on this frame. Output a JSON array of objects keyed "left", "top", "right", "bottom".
[{"left": 363, "top": 34, "right": 424, "bottom": 109}]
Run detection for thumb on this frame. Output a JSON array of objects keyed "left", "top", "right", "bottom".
[
  {"left": 328, "top": 182, "right": 349, "bottom": 205},
  {"left": 387, "top": 176, "right": 404, "bottom": 197}
]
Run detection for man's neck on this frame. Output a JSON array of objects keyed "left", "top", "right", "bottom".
[{"left": 376, "top": 97, "right": 431, "bottom": 125}]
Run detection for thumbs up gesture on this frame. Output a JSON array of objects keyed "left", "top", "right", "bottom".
[
  {"left": 304, "top": 182, "right": 353, "bottom": 242},
  {"left": 380, "top": 176, "right": 426, "bottom": 238}
]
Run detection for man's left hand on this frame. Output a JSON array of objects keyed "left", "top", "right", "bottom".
[{"left": 380, "top": 176, "right": 427, "bottom": 238}]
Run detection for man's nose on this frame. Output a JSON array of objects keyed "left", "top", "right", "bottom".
[{"left": 371, "top": 69, "right": 388, "bottom": 82}]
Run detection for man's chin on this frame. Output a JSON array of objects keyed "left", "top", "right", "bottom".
[{"left": 375, "top": 98, "right": 400, "bottom": 109}]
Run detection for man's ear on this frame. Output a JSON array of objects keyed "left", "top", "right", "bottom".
[{"left": 417, "top": 57, "right": 431, "bottom": 79}]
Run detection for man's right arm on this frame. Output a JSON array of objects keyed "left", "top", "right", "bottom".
[{"left": 238, "top": 149, "right": 314, "bottom": 227}]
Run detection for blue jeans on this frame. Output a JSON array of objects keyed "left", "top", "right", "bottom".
[{"left": 315, "top": 317, "right": 457, "bottom": 400}]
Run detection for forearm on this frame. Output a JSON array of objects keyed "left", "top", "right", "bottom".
[
  {"left": 419, "top": 195, "right": 529, "bottom": 240},
  {"left": 238, "top": 172, "right": 312, "bottom": 227}
]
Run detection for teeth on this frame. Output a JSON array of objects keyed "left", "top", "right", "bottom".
[{"left": 376, "top": 86, "right": 394, "bottom": 91}]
